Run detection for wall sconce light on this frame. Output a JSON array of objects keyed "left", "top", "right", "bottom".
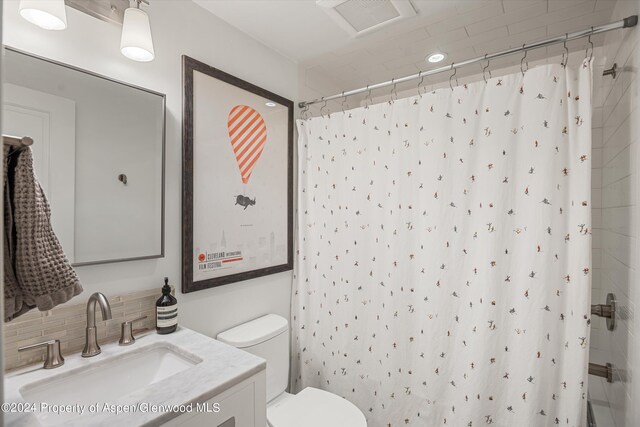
[
  {"left": 120, "top": 0, "right": 155, "bottom": 62},
  {"left": 18, "top": 0, "right": 155, "bottom": 62},
  {"left": 19, "top": 0, "right": 68, "bottom": 30}
]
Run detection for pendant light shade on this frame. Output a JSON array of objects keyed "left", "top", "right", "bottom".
[
  {"left": 120, "top": 6, "right": 155, "bottom": 62},
  {"left": 19, "top": 0, "right": 67, "bottom": 30}
]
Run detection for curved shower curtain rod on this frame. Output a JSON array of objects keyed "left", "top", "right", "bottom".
[{"left": 298, "top": 15, "right": 638, "bottom": 109}]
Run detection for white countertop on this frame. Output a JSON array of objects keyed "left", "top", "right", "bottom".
[{"left": 5, "top": 326, "right": 266, "bottom": 427}]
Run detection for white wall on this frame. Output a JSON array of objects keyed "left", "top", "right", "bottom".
[
  {"left": 2, "top": 0, "right": 298, "bottom": 339},
  {"left": 588, "top": 1, "right": 640, "bottom": 426}
]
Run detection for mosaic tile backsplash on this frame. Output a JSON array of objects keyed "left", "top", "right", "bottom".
[{"left": 3, "top": 287, "right": 167, "bottom": 371}]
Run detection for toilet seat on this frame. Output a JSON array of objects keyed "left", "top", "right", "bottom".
[{"left": 267, "top": 387, "right": 367, "bottom": 427}]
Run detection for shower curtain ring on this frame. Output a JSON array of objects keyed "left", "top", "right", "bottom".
[
  {"left": 561, "top": 34, "right": 569, "bottom": 68},
  {"left": 390, "top": 78, "right": 398, "bottom": 103},
  {"left": 417, "top": 72, "right": 425, "bottom": 98},
  {"left": 365, "top": 85, "right": 372, "bottom": 109},
  {"left": 320, "top": 97, "right": 329, "bottom": 117},
  {"left": 482, "top": 55, "right": 491, "bottom": 83},
  {"left": 520, "top": 45, "right": 529, "bottom": 76},
  {"left": 449, "top": 64, "right": 458, "bottom": 90},
  {"left": 341, "top": 91, "right": 348, "bottom": 114},
  {"left": 586, "top": 29, "right": 594, "bottom": 61},
  {"left": 301, "top": 104, "right": 309, "bottom": 120}
]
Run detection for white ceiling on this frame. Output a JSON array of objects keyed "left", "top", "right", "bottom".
[
  {"left": 193, "top": 0, "right": 393, "bottom": 63},
  {"left": 194, "top": 0, "right": 621, "bottom": 98}
]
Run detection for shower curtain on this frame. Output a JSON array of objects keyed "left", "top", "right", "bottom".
[{"left": 293, "top": 59, "right": 592, "bottom": 427}]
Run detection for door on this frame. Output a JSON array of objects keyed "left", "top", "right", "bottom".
[{"left": 3, "top": 83, "right": 76, "bottom": 262}]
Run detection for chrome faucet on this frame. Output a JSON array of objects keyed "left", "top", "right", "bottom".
[{"left": 82, "top": 292, "right": 112, "bottom": 357}]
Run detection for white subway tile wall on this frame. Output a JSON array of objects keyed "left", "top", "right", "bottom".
[
  {"left": 589, "top": 1, "right": 640, "bottom": 427},
  {"left": 3, "top": 288, "right": 162, "bottom": 371}
]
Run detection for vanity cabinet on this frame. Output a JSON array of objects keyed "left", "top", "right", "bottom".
[
  {"left": 163, "top": 370, "right": 266, "bottom": 427},
  {"left": 5, "top": 327, "right": 266, "bottom": 427}
]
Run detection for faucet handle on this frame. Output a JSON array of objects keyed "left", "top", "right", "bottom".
[
  {"left": 19, "top": 339, "right": 64, "bottom": 369},
  {"left": 119, "top": 315, "right": 148, "bottom": 346}
]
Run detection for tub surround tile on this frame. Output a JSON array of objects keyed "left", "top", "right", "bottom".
[{"left": 591, "top": 1, "right": 640, "bottom": 425}]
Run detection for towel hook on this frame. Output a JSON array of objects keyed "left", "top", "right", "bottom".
[
  {"left": 389, "top": 78, "right": 398, "bottom": 103},
  {"left": 561, "top": 34, "right": 569, "bottom": 68},
  {"left": 482, "top": 55, "right": 491, "bottom": 83},
  {"left": 417, "top": 72, "right": 425, "bottom": 98},
  {"left": 520, "top": 45, "right": 529, "bottom": 76},
  {"left": 449, "top": 64, "right": 458, "bottom": 91}
]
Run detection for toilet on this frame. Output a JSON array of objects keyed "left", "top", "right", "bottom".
[{"left": 217, "top": 314, "right": 367, "bottom": 427}]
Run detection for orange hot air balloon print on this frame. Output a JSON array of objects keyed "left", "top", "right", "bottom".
[{"left": 228, "top": 105, "right": 267, "bottom": 184}]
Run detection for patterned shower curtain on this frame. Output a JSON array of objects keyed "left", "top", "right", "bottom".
[{"left": 293, "top": 59, "right": 592, "bottom": 427}]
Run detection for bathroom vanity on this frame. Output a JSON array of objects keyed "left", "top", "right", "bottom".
[{"left": 5, "top": 327, "right": 266, "bottom": 427}]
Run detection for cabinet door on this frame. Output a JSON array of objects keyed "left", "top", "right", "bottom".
[
  {"left": 165, "top": 380, "right": 257, "bottom": 427},
  {"left": 210, "top": 382, "right": 254, "bottom": 427}
]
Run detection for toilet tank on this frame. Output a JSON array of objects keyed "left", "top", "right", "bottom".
[{"left": 217, "top": 314, "right": 289, "bottom": 403}]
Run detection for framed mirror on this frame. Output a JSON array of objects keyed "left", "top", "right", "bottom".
[{"left": 2, "top": 47, "right": 165, "bottom": 266}]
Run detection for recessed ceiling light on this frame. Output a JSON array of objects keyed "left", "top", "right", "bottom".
[
  {"left": 427, "top": 52, "right": 446, "bottom": 63},
  {"left": 265, "top": 102, "right": 277, "bottom": 107}
]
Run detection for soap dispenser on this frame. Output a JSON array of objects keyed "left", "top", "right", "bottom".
[{"left": 156, "top": 277, "right": 178, "bottom": 334}]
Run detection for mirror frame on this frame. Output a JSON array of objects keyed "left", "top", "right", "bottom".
[{"left": 3, "top": 46, "right": 166, "bottom": 266}]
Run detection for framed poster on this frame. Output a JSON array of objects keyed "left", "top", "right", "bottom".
[{"left": 182, "top": 55, "right": 293, "bottom": 293}]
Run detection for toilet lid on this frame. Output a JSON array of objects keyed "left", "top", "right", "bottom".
[{"left": 267, "top": 387, "right": 367, "bottom": 427}]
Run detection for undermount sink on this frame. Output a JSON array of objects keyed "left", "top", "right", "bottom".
[{"left": 19, "top": 343, "right": 201, "bottom": 425}]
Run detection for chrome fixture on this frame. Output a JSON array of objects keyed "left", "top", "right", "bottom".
[
  {"left": 603, "top": 63, "right": 618, "bottom": 79},
  {"left": 589, "top": 362, "right": 614, "bottom": 383},
  {"left": 19, "top": 339, "right": 65, "bottom": 369},
  {"left": 119, "top": 315, "right": 147, "bottom": 346},
  {"left": 298, "top": 15, "right": 638, "bottom": 109},
  {"left": 18, "top": 0, "right": 155, "bottom": 62},
  {"left": 591, "top": 292, "right": 616, "bottom": 331},
  {"left": 65, "top": 0, "right": 130, "bottom": 26},
  {"left": 82, "top": 292, "right": 113, "bottom": 357}
]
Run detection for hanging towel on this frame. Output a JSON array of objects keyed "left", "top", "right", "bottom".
[
  {"left": 3, "top": 146, "right": 28, "bottom": 320},
  {"left": 3, "top": 146, "right": 82, "bottom": 321}
]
